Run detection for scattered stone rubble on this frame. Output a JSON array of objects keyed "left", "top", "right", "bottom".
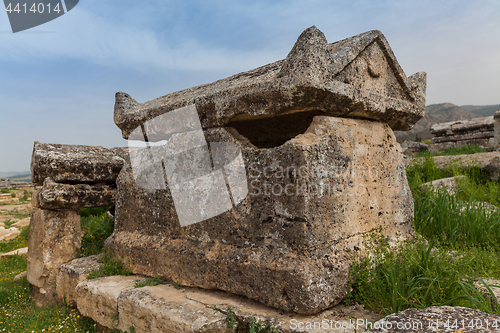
[
  {"left": 0, "top": 177, "right": 33, "bottom": 189},
  {"left": 27, "top": 141, "right": 125, "bottom": 304},
  {"left": 430, "top": 116, "right": 495, "bottom": 150}
]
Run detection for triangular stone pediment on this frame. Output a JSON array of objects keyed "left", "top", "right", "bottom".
[{"left": 334, "top": 40, "right": 413, "bottom": 102}]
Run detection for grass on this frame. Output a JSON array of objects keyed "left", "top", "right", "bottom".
[
  {"left": 0, "top": 206, "right": 117, "bottom": 332},
  {"left": 416, "top": 144, "right": 488, "bottom": 157},
  {"left": 0, "top": 255, "right": 98, "bottom": 332},
  {"left": 87, "top": 250, "right": 132, "bottom": 280},
  {"left": 222, "top": 305, "right": 279, "bottom": 333},
  {"left": 0, "top": 227, "right": 28, "bottom": 254}
]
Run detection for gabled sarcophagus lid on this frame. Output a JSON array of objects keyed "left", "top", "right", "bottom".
[{"left": 114, "top": 26, "right": 426, "bottom": 139}]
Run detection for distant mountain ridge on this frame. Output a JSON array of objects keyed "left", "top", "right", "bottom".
[
  {"left": 395, "top": 103, "right": 500, "bottom": 142},
  {"left": 0, "top": 171, "right": 31, "bottom": 179}
]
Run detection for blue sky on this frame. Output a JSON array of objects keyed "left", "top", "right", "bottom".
[{"left": 0, "top": 0, "right": 499, "bottom": 173}]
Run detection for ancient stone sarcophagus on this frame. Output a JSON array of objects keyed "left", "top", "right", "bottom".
[{"left": 107, "top": 26, "right": 426, "bottom": 314}]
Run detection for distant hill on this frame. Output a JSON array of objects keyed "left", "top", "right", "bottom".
[
  {"left": 394, "top": 103, "right": 499, "bottom": 142},
  {"left": 460, "top": 104, "right": 500, "bottom": 117}
]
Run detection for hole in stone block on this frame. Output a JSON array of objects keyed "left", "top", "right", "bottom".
[{"left": 226, "top": 111, "right": 325, "bottom": 148}]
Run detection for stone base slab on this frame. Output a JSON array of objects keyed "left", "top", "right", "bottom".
[{"left": 73, "top": 274, "right": 382, "bottom": 333}]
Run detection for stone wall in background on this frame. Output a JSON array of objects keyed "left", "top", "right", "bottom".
[{"left": 430, "top": 116, "right": 495, "bottom": 150}]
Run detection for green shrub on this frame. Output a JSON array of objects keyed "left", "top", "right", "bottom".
[
  {"left": 80, "top": 207, "right": 111, "bottom": 218},
  {"left": 77, "top": 211, "right": 114, "bottom": 257},
  {"left": 0, "top": 188, "right": 10, "bottom": 194}
]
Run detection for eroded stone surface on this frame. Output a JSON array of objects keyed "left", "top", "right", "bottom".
[
  {"left": 494, "top": 111, "right": 500, "bottom": 150},
  {"left": 27, "top": 209, "right": 81, "bottom": 292},
  {"left": 56, "top": 255, "right": 102, "bottom": 305},
  {"left": 36, "top": 178, "right": 116, "bottom": 210},
  {"left": 367, "top": 306, "right": 500, "bottom": 332},
  {"left": 114, "top": 26, "right": 426, "bottom": 139},
  {"left": 420, "top": 176, "right": 465, "bottom": 195},
  {"left": 31, "top": 141, "right": 125, "bottom": 185},
  {"left": 75, "top": 276, "right": 145, "bottom": 329},
  {"left": 117, "top": 285, "right": 228, "bottom": 333},
  {"left": 12, "top": 217, "right": 30, "bottom": 228},
  {"left": 106, "top": 116, "right": 415, "bottom": 314}
]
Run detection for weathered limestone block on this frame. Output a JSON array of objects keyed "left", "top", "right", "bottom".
[
  {"left": 474, "top": 278, "right": 500, "bottom": 310},
  {"left": 431, "top": 116, "right": 494, "bottom": 137},
  {"left": 0, "top": 226, "right": 20, "bottom": 241},
  {"left": 106, "top": 116, "right": 415, "bottom": 314},
  {"left": 367, "top": 306, "right": 500, "bottom": 332},
  {"left": 114, "top": 26, "right": 426, "bottom": 140},
  {"left": 73, "top": 276, "right": 381, "bottom": 333},
  {"left": 494, "top": 110, "right": 500, "bottom": 149},
  {"left": 117, "top": 285, "right": 228, "bottom": 333},
  {"left": 0, "top": 247, "right": 28, "bottom": 258},
  {"left": 431, "top": 116, "right": 494, "bottom": 144},
  {"left": 420, "top": 176, "right": 465, "bottom": 195},
  {"left": 31, "top": 141, "right": 125, "bottom": 185},
  {"left": 56, "top": 255, "right": 102, "bottom": 305},
  {"left": 27, "top": 209, "right": 81, "bottom": 296},
  {"left": 75, "top": 276, "right": 146, "bottom": 329},
  {"left": 35, "top": 178, "right": 116, "bottom": 210},
  {"left": 400, "top": 140, "right": 429, "bottom": 156},
  {"left": 432, "top": 130, "right": 494, "bottom": 143}
]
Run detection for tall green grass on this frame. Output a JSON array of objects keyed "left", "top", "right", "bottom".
[
  {"left": 415, "top": 190, "right": 500, "bottom": 249},
  {"left": 346, "top": 232, "right": 500, "bottom": 315}
]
